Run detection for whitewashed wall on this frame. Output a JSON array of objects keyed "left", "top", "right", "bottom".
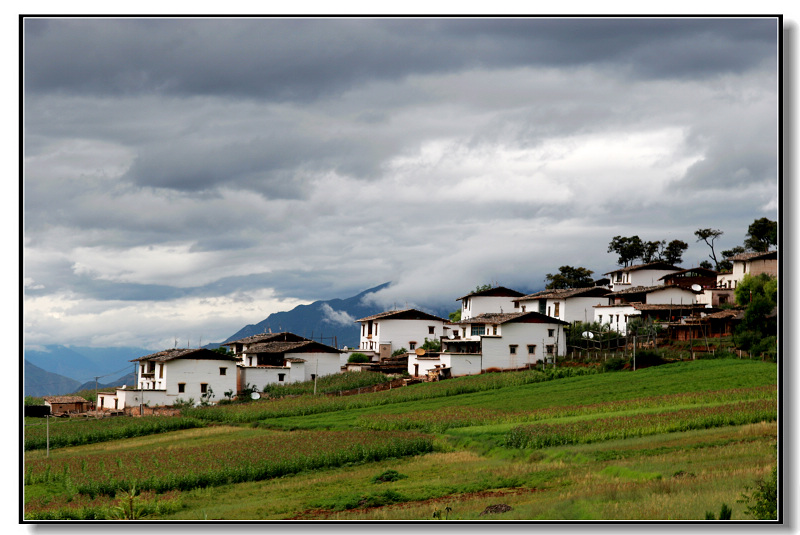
[
  {"left": 481, "top": 322, "right": 564, "bottom": 368},
  {"left": 461, "top": 296, "right": 521, "bottom": 320},
  {"left": 360, "top": 318, "right": 444, "bottom": 353}
]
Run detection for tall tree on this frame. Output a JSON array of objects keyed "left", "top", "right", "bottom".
[
  {"left": 694, "top": 228, "right": 724, "bottom": 270},
  {"left": 607, "top": 235, "right": 644, "bottom": 267},
  {"left": 641, "top": 240, "right": 665, "bottom": 263},
  {"left": 744, "top": 217, "right": 777, "bottom": 252},
  {"left": 662, "top": 239, "right": 688, "bottom": 265},
  {"left": 544, "top": 266, "right": 595, "bottom": 289}
]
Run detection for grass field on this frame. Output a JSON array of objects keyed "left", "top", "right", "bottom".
[{"left": 23, "top": 358, "right": 779, "bottom": 521}]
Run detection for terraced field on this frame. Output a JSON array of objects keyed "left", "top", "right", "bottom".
[{"left": 23, "top": 359, "right": 779, "bottom": 521}]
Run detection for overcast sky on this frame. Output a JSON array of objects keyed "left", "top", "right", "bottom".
[{"left": 22, "top": 16, "right": 780, "bottom": 350}]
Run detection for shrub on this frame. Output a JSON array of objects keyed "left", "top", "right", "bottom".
[
  {"left": 372, "top": 469, "right": 408, "bottom": 483},
  {"left": 391, "top": 348, "right": 408, "bottom": 357},
  {"left": 602, "top": 357, "right": 628, "bottom": 372},
  {"left": 633, "top": 350, "right": 664, "bottom": 368},
  {"left": 348, "top": 353, "right": 371, "bottom": 364},
  {"left": 739, "top": 466, "right": 777, "bottom": 519}
]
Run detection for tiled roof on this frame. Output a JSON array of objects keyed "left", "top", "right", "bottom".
[
  {"left": 605, "top": 285, "right": 664, "bottom": 296},
  {"left": 456, "top": 286, "right": 525, "bottom": 300},
  {"left": 243, "top": 340, "right": 340, "bottom": 354},
  {"left": 455, "top": 311, "right": 569, "bottom": 326},
  {"left": 43, "top": 396, "right": 88, "bottom": 404},
  {"left": 731, "top": 250, "right": 777, "bottom": 262},
  {"left": 603, "top": 262, "right": 681, "bottom": 275},
  {"left": 516, "top": 287, "right": 610, "bottom": 300},
  {"left": 131, "top": 348, "right": 239, "bottom": 362},
  {"left": 223, "top": 332, "right": 310, "bottom": 346},
  {"left": 659, "top": 267, "right": 719, "bottom": 279},
  {"left": 356, "top": 308, "right": 447, "bottom": 323},
  {"left": 630, "top": 303, "right": 709, "bottom": 311}
]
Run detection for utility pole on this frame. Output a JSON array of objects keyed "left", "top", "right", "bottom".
[{"left": 95, "top": 376, "right": 100, "bottom": 418}]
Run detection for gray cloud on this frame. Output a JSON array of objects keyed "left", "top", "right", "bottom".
[{"left": 22, "top": 16, "right": 780, "bottom": 348}]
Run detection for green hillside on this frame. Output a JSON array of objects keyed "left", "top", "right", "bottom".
[{"left": 23, "top": 359, "right": 778, "bottom": 521}]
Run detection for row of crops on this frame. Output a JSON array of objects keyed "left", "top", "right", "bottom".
[
  {"left": 25, "top": 430, "right": 434, "bottom": 496},
  {"left": 24, "top": 417, "right": 205, "bottom": 451},
  {"left": 354, "top": 385, "right": 777, "bottom": 433},
  {"left": 183, "top": 366, "right": 598, "bottom": 423}
]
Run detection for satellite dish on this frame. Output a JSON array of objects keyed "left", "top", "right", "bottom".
[
  {"left": 250, "top": 392, "right": 260, "bottom": 400},
  {"left": 691, "top": 284, "right": 702, "bottom": 291},
  {"left": 343, "top": 346, "right": 348, "bottom": 351},
  {"left": 448, "top": 333, "right": 455, "bottom": 339},
  {"left": 582, "top": 331, "right": 594, "bottom": 339},
  {"left": 415, "top": 348, "right": 426, "bottom": 356}
]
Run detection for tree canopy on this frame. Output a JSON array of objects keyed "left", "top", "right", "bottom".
[
  {"left": 607, "top": 235, "right": 644, "bottom": 267},
  {"left": 545, "top": 265, "right": 595, "bottom": 289},
  {"left": 694, "top": 228, "right": 724, "bottom": 271},
  {"left": 744, "top": 217, "right": 777, "bottom": 252}
]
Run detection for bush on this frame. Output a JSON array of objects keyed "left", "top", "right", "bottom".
[
  {"left": 602, "top": 357, "right": 628, "bottom": 372},
  {"left": 372, "top": 469, "right": 408, "bottom": 483},
  {"left": 632, "top": 350, "right": 664, "bottom": 368},
  {"left": 391, "top": 348, "right": 408, "bottom": 357},
  {"left": 739, "top": 466, "right": 777, "bottom": 519},
  {"left": 348, "top": 353, "right": 371, "bottom": 364}
]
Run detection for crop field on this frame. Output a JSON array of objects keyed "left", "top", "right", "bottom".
[{"left": 22, "top": 358, "right": 779, "bottom": 521}]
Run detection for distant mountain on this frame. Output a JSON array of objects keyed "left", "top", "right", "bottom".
[
  {"left": 76, "top": 372, "right": 137, "bottom": 393},
  {"left": 24, "top": 360, "right": 82, "bottom": 397},
  {"left": 222, "top": 282, "right": 450, "bottom": 349},
  {"left": 24, "top": 345, "right": 150, "bottom": 384}
]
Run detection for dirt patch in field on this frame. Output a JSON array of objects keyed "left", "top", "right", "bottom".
[{"left": 287, "top": 487, "right": 542, "bottom": 520}]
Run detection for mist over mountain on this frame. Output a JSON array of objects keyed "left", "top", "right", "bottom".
[{"left": 221, "top": 282, "right": 452, "bottom": 349}]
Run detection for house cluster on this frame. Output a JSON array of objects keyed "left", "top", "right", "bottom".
[{"left": 97, "top": 250, "right": 776, "bottom": 411}]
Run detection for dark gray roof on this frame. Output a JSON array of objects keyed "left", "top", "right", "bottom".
[{"left": 131, "top": 348, "right": 239, "bottom": 363}]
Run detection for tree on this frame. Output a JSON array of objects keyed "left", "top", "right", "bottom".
[
  {"left": 474, "top": 283, "right": 493, "bottom": 292},
  {"left": 641, "top": 240, "right": 665, "bottom": 264},
  {"left": 544, "top": 265, "right": 595, "bottom": 289},
  {"left": 448, "top": 309, "right": 462, "bottom": 322},
  {"left": 607, "top": 235, "right": 644, "bottom": 267},
  {"left": 694, "top": 228, "right": 724, "bottom": 270},
  {"left": 733, "top": 273, "right": 778, "bottom": 356},
  {"left": 744, "top": 217, "right": 777, "bottom": 252},
  {"left": 662, "top": 239, "right": 688, "bottom": 265},
  {"left": 699, "top": 260, "right": 713, "bottom": 269}
]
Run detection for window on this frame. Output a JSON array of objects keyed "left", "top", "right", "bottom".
[
  {"left": 492, "top": 325, "right": 498, "bottom": 335},
  {"left": 409, "top": 341, "right": 416, "bottom": 350},
  {"left": 278, "top": 373, "right": 286, "bottom": 382},
  {"left": 159, "top": 364, "right": 163, "bottom": 379},
  {"left": 514, "top": 301, "right": 519, "bottom": 308},
  {"left": 509, "top": 344, "right": 518, "bottom": 354},
  {"left": 554, "top": 303, "right": 560, "bottom": 317},
  {"left": 521, "top": 305, "right": 526, "bottom": 312},
  {"left": 428, "top": 326, "right": 435, "bottom": 334},
  {"left": 598, "top": 315, "right": 603, "bottom": 323},
  {"left": 616, "top": 315, "right": 619, "bottom": 323},
  {"left": 310, "top": 374, "right": 316, "bottom": 381},
  {"left": 527, "top": 345, "right": 536, "bottom": 355},
  {"left": 200, "top": 383, "right": 208, "bottom": 394},
  {"left": 471, "top": 325, "right": 485, "bottom": 336},
  {"left": 178, "top": 383, "right": 186, "bottom": 393},
  {"left": 219, "top": 367, "right": 227, "bottom": 376},
  {"left": 546, "top": 345, "right": 555, "bottom": 355},
  {"left": 548, "top": 329, "right": 555, "bottom": 337}
]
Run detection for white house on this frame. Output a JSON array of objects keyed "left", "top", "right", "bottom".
[
  {"left": 97, "top": 348, "right": 239, "bottom": 409},
  {"left": 456, "top": 286, "right": 525, "bottom": 320},
  {"left": 513, "top": 287, "right": 611, "bottom": 324},
  {"left": 409, "top": 311, "right": 568, "bottom": 378},
  {"left": 355, "top": 309, "right": 447, "bottom": 359},
  {"left": 594, "top": 284, "right": 701, "bottom": 335},
  {"left": 604, "top": 262, "right": 682, "bottom": 292},
  {"left": 233, "top": 338, "right": 342, "bottom": 391},
  {"left": 717, "top": 250, "right": 777, "bottom": 289}
]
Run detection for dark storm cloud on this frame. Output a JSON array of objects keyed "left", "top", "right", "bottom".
[{"left": 25, "top": 17, "right": 777, "bottom": 101}]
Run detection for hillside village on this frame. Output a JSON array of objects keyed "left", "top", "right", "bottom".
[{"left": 61, "top": 248, "right": 776, "bottom": 416}]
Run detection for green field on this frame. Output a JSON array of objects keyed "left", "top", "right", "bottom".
[{"left": 23, "top": 359, "right": 779, "bottom": 521}]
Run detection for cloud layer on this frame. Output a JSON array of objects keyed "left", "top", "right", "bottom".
[{"left": 23, "top": 17, "right": 780, "bottom": 349}]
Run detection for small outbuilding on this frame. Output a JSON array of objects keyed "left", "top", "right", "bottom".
[{"left": 42, "top": 395, "right": 91, "bottom": 415}]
